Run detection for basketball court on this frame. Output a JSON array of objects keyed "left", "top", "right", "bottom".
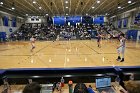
[
  {"left": 0, "top": 40, "right": 140, "bottom": 69},
  {"left": 0, "top": 0, "right": 140, "bottom": 92}
]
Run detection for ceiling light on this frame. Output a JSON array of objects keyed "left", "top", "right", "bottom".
[
  {"left": 12, "top": 7, "right": 15, "bottom": 10},
  {"left": 65, "top": 1, "right": 68, "bottom": 3},
  {"left": 66, "top": 14, "right": 68, "bottom": 15},
  {"left": 39, "top": 7, "right": 42, "bottom": 9},
  {"left": 66, "top": 6, "right": 68, "bottom": 8},
  {"left": 46, "top": 14, "right": 48, "bottom": 16},
  {"left": 11, "top": 2, "right": 15, "bottom": 10},
  {"left": 92, "top": 6, "right": 95, "bottom": 9},
  {"left": 0, "top": 2, "right": 3, "bottom": 5},
  {"left": 97, "top": 0, "right": 100, "bottom": 3},
  {"left": 86, "top": 13, "right": 88, "bottom": 15},
  {"left": 128, "top": 0, "right": 132, "bottom": 3},
  {"left": 33, "top": 0, "right": 36, "bottom": 4},
  {"left": 117, "top": 3, "right": 121, "bottom": 9},
  {"left": 118, "top": 6, "right": 121, "bottom": 9}
]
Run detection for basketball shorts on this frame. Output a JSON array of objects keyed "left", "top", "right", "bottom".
[{"left": 117, "top": 47, "right": 125, "bottom": 54}]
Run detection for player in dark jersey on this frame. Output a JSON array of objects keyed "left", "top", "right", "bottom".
[{"left": 97, "top": 33, "right": 102, "bottom": 48}]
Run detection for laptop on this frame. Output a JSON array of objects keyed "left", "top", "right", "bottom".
[
  {"left": 96, "top": 77, "right": 116, "bottom": 93},
  {"left": 41, "top": 84, "right": 53, "bottom": 93}
]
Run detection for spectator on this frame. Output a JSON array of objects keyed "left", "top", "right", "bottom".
[
  {"left": 68, "top": 80, "right": 73, "bottom": 93},
  {"left": 129, "top": 73, "right": 134, "bottom": 81},
  {"left": 61, "top": 77, "right": 65, "bottom": 87},
  {"left": 28, "top": 79, "right": 33, "bottom": 84},
  {"left": 52, "top": 82, "right": 57, "bottom": 91},
  {"left": 74, "top": 83, "right": 88, "bottom": 93},
  {"left": 125, "top": 81, "right": 140, "bottom": 93},
  {"left": 56, "top": 82, "right": 61, "bottom": 92},
  {"left": 87, "top": 85, "right": 95, "bottom": 93},
  {"left": 23, "top": 82, "right": 41, "bottom": 93}
]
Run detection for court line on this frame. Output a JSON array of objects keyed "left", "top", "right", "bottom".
[
  {"left": 0, "top": 53, "right": 117, "bottom": 57},
  {"left": 18, "top": 42, "right": 52, "bottom": 64},
  {"left": 69, "top": 41, "right": 94, "bottom": 65},
  {"left": 36, "top": 54, "right": 50, "bottom": 67},
  {"left": 82, "top": 41, "right": 100, "bottom": 54},
  {"left": 82, "top": 40, "right": 117, "bottom": 54},
  {"left": 0, "top": 45, "right": 27, "bottom": 52},
  {"left": 0, "top": 55, "right": 34, "bottom": 56},
  {"left": 32, "top": 44, "right": 50, "bottom": 56}
]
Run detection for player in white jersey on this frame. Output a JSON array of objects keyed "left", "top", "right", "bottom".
[
  {"left": 56, "top": 34, "right": 60, "bottom": 41},
  {"left": 56, "top": 34, "right": 61, "bottom": 45},
  {"left": 116, "top": 34, "right": 126, "bottom": 62},
  {"left": 30, "top": 36, "right": 35, "bottom": 52}
]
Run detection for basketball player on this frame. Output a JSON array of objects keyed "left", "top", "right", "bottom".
[
  {"left": 116, "top": 34, "right": 126, "bottom": 62},
  {"left": 30, "top": 36, "right": 35, "bottom": 52},
  {"left": 56, "top": 34, "right": 60, "bottom": 41},
  {"left": 56, "top": 34, "right": 61, "bottom": 45},
  {"left": 97, "top": 33, "right": 102, "bottom": 48}
]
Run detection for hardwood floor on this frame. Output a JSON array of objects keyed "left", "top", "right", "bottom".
[{"left": 0, "top": 40, "right": 140, "bottom": 69}]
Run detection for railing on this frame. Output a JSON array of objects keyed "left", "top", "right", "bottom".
[{"left": 0, "top": 66, "right": 140, "bottom": 85}]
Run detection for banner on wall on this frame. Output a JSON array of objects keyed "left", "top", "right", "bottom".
[
  {"left": 12, "top": 17, "right": 17, "bottom": 27},
  {"left": 126, "top": 30, "right": 138, "bottom": 40},
  {"left": 118, "top": 20, "right": 122, "bottom": 28},
  {"left": 2, "top": 16, "right": 9, "bottom": 26},
  {"left": 0, "top": 32, "right": 6, "bottom": 41},
  {"left": 123, "top": 18, "right": 128, "bottom": 27}
]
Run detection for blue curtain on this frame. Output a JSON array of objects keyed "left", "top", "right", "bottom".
[
  {"left": 93, "top": 16, "right": 104, "bottom": 24},
  {"left": 66, "top": 16, "right": 81, "bottom": 26},
  {"left": 12, "top": 17, "right": 17, "bottom": 27},
  {"left": 53, "top": 16, "right": 65, "bottom": 26}
]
